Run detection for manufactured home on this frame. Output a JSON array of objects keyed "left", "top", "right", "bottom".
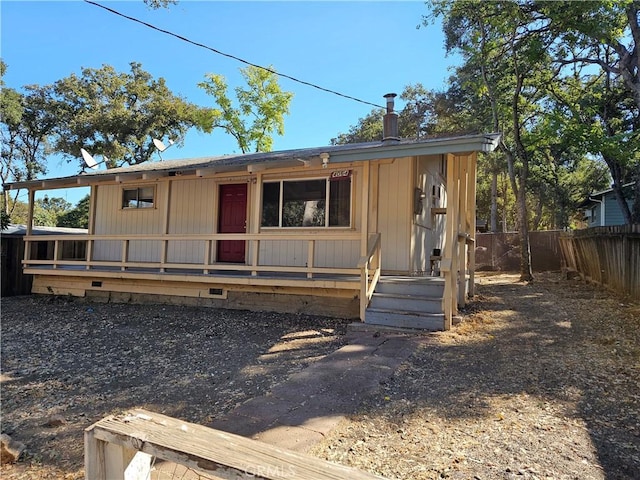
[{"left": 4, "top": 101, "right": 499, "bottom": 330}]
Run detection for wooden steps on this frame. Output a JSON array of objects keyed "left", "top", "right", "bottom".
[{"left": 365, "top": 276, "right": 445, "bottom": 331}]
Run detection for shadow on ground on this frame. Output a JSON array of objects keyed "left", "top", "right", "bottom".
[
  {"left": 0, "top": 296, "right": 350, "bottom": 476},
  {"left": 315, "top": 273, "right": 639, "bottom": 479}
]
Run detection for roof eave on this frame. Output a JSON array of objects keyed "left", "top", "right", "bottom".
[{"left": 4, "top": 133, "right": 501, "bottom": 191}]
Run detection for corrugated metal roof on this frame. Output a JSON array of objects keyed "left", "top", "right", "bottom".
[{"left": 1, "top": 224, "right": 88, "bottom": 236}]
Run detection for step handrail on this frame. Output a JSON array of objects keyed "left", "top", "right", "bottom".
[{"left": 358, "top": 233, "right": 382, "bottom": 320}]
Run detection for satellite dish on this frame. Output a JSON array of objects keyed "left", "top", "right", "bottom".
[
  {"left": 153, "top": 138, "right": 168, "bottom": 152},
  {"left": 152, "top": 138, "right": 176, "bottom": 160},
  {"left": 80, "top": 148, "right": 98, "bottom": 169},
  {"left": 79, "top": 148, "right": 110, "bottom": 172}
]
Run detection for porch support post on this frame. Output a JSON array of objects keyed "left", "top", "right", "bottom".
[
  {"left": 160, "top": 180, "right": 172, "bottom": 273},
  {"left": 360, "top": 161, "right": 370, "bottom": 256},
  {"left": 442, "top": 154, "right": 459, "bottom": 329},
  {"left": 23, "top": 188, "right": 36, "bottom": 265},
  {"left": 86, "top": 185, "right": 98, "bottom": 270},
  {"left": 457, "top": 154, "right": 469, "bottom": 308},
  {"left": 368, "top": 161, "right": 379, "bottom": 235},
  {"left": 359, "top": 161, "right": 371, "bottom": 321},
  {"left": 26, "top": 188, "right": 35, "bottom": 236},
  {"left": 250, "top": 173, "right": 262, "bottom": 276},
  {"left": 467, "top": 153, "right": 477, "bottom": 297}
]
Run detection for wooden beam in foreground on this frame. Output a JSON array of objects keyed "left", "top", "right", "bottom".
[{"left": 85, "top": 409, "right": 387, "bottom": 480}]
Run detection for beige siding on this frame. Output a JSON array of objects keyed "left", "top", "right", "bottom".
[
  {"left": 167, "top": 178, "right": 217, "bottom": 264},
  {"left": 91, "top": 164, "right": 362, "bottom": 270},
  {"left": 259, "top": 240, "right": 307, "bottom": 267},
  {"left": 258, "top": 165, "right": 362, "bottom": 269},
  {"left": 314, "top": 239, "right": 360, "bottom": 268},
  {"left": 93, "top": 183, "right": 166, "bottom": 262},
  {"left": 377, "top": 157, "right": 412, "bottom": 273}
]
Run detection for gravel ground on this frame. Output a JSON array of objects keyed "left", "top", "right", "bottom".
[
  {"left": 1, "top": 272, "right": 639, "bottom": 480},
  {"left": 311, "top": 272, "right": 640, "bottom": 479},
  {"left": 0, "top": 298, "right": 350, "bottom": 479}
]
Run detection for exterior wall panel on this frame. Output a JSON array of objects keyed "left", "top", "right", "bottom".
[
  {"left": 93, "top": 183, "right": 165, "bottom": 262},
  {"left": 167, "top": 178, "right": 217, "bottom": 264},
  {"left": 377, "top": 158, "right": 412, "bottom": 273}
]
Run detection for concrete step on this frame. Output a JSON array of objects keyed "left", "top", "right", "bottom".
[
  {"left": 369, "top": 292, "right": 442, "bottom": 314},
  {"left": 375, "top": 276, "right": 444, "bottom": 296},
  {"left": 365, "top": 308, "right": 445, "bottom": 331}
]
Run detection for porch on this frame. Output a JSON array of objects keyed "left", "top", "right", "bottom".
[{"left": 21, "top": 231, "right": 382, "bottom": 320}]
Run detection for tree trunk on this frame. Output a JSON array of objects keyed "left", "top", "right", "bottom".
[
  {"left": 533, "top": 194, "right": 543, "bottom": 230},
  {"left": 517, "top": 185, "right": 534, "bottom": 281},
  {"left": 490, "top": 170, "right": 498, "bottom": 232}
]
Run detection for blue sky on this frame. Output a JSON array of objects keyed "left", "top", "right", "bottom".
[{"left": 1, "top": 0, "right": 459, "bottom": 204}]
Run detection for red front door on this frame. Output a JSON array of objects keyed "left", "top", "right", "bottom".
[{"left": 218, "top": 183, "right": 247, "bottom": 263}]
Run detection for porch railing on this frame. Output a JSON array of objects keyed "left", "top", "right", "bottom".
[
  {"left": 357, "top": 233, "right": 382, "bottom": 319},
  {"left": 22, "top": 232, "right": 363, "bottom": 280}
]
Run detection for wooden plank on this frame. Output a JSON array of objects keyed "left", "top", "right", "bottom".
[
  {"left": 457, "top": 155, "right": 468, "bottom": 308},
  {"left": 86, "top": 409, "right": 386, "bottom": 480},
  {"left": 307, "top": 240, "right": 315, "bottom": 278},
  {"left": 442, "top": 154, "right": 459, "bottom": 329},
  {"left": 467, "top": 153, "right": 477, "bottom": 297},
  {"left": 29, "top": 270, "right": 361, "bottom": 292},
  {"left": 360, "top": 160, "right": 370, "bottom": 257},
  {"left": 27, "top": 189, "right": 35, "bottom": 236}
]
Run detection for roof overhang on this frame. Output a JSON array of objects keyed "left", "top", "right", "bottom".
[{"left": 3, "top": 133, "right": 501, "bottom": 192}]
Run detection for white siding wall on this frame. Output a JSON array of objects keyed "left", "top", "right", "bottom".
[
  {"left": 411, "top": 155, "right": 446, "bottom": 274},
  {"left": 377, "top": 158, "right": 412, "bottom": 273}
]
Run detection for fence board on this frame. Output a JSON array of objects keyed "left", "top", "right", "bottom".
[
  {"left": 475, "top": 231, "right": 562, "bottom": 272},
  {"left": 559, "top": 225, "right": 640, "bottom": 301}
]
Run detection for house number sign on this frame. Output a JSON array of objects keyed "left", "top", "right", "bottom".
[{"left": 330, "top": 169, "right": 351, "bottom": 181}]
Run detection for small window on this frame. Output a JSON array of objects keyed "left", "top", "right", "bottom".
[
  {"left": 122, "top": 186, "right": 155, "bottom": 209},
  {"left": 261, "top": 176, "right": 351, "bottom": 228}
]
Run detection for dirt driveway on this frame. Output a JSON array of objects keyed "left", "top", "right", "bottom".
[
  {"left": 1, "top": 272, "right": 639, "bottom": 479},
  {"left": 312, "top": 272, "right": 640, "bottom": 479}
]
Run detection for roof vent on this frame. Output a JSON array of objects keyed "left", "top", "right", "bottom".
[{"left": 382, "top": 93, "right": 400, "bottom": 144}]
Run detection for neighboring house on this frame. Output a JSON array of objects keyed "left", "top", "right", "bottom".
[
  {"left": 1, "top": 224, "right": 87, "bottom": 296},
  {"left": 580, "top": 182, "right": 635, "bottom": 227},
  {"left": 4, "top": 100, "right": 500, "bottom": 330}
]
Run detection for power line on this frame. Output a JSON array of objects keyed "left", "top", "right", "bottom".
[{"left": 83, "top": 0, "right": 386, "bottom": 110}]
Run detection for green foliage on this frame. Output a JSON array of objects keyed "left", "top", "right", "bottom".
[
  {"left": 143, "top": 0, "right": 177, "bottom": 9},
  {"left": 33, "top": 196, "right": 71, "bottom": 227},
  {"left": 50, "top": 62, "right": 212, "bottom": 168},
  {"left": 1, "top": 61, "right": 51, "bottom": 185},
  {"left": 331, "top": 109, "right": 384, "bottom": 145},
  {"left": 331, "top": 84, "right": 469, "bottom": 145},
  {"left": 198, "top": 66, "right": 293, "bottom": 153},
  {"left": 426, "top": 0, "right": 640, "bottom": 231},
  {"left": 0, "top": 210, "right": 10, "bottom": 230},
  {"left": 57, "top": 195, "right": 90, "bottom": 229}
]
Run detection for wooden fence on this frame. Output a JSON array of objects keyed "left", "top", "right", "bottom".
[
  {"left": 558, "top": 225, "right": 640, "bottom": 301},
  {"left": 475, "top": 231, "right": 563, "bottom": 272}
]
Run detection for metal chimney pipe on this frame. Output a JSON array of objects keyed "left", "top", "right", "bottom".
[{"left": 382, "top": 93, "right": 400, "bottom": 144}]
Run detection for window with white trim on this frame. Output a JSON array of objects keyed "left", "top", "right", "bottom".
[
  {"left": 261, "top": 176, "right": 351, "bottom": 228},
  {"left": 122, "top": 186, "right": 155, "bottom": 209}
]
